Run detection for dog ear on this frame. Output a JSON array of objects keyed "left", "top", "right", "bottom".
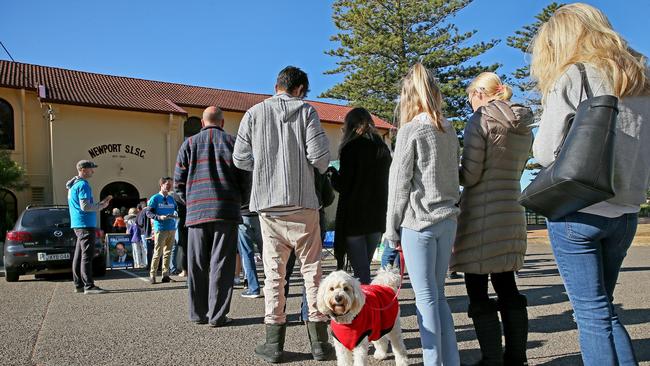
[
  {"left": 316, "top": 277, "right": 332, "bottom": 316},
  {"left": 348, "top": 276, "right": 365, "bottom": 315}
]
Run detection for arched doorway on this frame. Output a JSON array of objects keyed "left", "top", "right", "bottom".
[
  {"left": 184, "top": 116, "right": 202, "bottom": 140},
  {"left": 100, "top": 182, "right": 139, "bottom": 233},
  {"left": 0, "top": 188, "right": 18, "bottom": 239}
]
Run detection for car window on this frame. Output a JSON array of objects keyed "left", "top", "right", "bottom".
[{"left": 21, "top": 209, "right": 71, "bottom": 228}]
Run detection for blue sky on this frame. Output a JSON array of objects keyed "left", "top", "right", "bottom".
[{"left": 2, "top": 1, "right": 649, "bottom": 188}]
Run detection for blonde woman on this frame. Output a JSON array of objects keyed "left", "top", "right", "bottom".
[
  {"left": 451, "top": 73, "right": 533, "bottom": 366},
  {"left": 386, "top": 63, "right": 460, "bottom": 365},
  {"left": 531, "top": 3, "right": 650, "bottom": 365}
]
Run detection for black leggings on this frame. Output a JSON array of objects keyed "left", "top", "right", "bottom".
[{"left": 465, "top": 271, "right": 520, "bottom": 304}]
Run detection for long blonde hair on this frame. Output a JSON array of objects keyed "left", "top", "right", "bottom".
[
  {"left": 399, "top": 63, "right": 445, "bottom": 131},
  {"left": 466, "top": 72, "right": 513, "bottom": 101},
  {"left": 530, "top": 2, "right": 650, "bottom": 99}
]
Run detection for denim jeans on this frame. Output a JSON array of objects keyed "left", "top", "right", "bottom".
[
  {"left": 381, "top": 244, "right": 401, "bottom": 269},
  {"left": 346, "top": 232, "right": 382, "bottom": 284},
  {"left": 238, "top": 215, "right": 264, "bottom": 294},
  {"left": 547, "top": 212, "right": 638, "bottom": 366},
  {"left": 170, "top": 240, "right": 179, "bottom": 273},
  {"left": 401, "top": 219, "right": 460, "bottom": 366}
]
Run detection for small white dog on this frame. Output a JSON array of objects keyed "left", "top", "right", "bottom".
[{"left": 317, "top": 268, "right": 408, "bottom": 366}]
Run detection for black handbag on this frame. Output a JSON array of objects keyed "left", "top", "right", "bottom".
[{"left": 518, "top": 63, "right": 618, "bottom": 220}]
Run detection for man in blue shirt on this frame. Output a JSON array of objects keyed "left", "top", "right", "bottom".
[
  {"left": 146, "top": 177, "right": 177, "bottom": 284},
  {"left": 66, "top": 160, "right": 112, "bottom": 294}
]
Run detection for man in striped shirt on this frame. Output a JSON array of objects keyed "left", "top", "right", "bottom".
[
  {"left": 174, "top": 106, "right": 250, "bottom": 327},
  {"left": 233, "top": 66, "right": 333, "bottom": 363}
]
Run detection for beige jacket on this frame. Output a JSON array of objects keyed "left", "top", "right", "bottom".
[{"left": 450, "top": 100, "right": 533, "bottom": 274}]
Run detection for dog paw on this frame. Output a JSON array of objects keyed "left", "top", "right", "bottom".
[{"left": 373, "top": 351, "right": 388, "bottom": 361}]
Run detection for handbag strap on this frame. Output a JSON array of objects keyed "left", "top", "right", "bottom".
[{"left": 553, "top": 63, "right": 593, "bottom": 158}]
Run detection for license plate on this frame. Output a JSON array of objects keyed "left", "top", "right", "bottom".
[{"left": 37, "top": 253, "right": 71, "bottom": 261}]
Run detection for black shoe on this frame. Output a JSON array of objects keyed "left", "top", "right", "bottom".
[
  {"left": 255, "top": 324, "right": 287, "bottom": 363},
  {"left": 448, "top": 271, "right": 464, "bottom": 279},
  {"left": 74, "top": 287, "right": 84, "bottom": 293},
  {"left": 499, "top": 295, "right": 529, "bottom": 366},
  {"left": 193, "top": 319, "right": 208, "bottom": 325},
  {"left": 468, "top": 299, "right": 504, "bottom": 366},
  {"left": 161, "top": 276, "right": 172, "bottom": 283},
  {"left": 209, "top": 316, "right": 233, "bottom": 327},
  {"left": 149, "top": 276, "right": 156, "bottom": 284},
  {"left": 306, "top": 321, "right": 335, "bottom": 361}
]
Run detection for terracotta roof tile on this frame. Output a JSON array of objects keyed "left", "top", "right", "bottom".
[{"left": 0, "top": 60, "right": 394, "bottom": 129}]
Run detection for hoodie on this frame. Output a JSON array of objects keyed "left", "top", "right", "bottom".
[
  {"left": 233, "top": 93, "right": 330, "bottom": 212},
  {"left": 450, "top": 100, "right": 533, "bottom": 274},
  {"left": 66, "top": 176, "right": 100, "bottom": 228}
]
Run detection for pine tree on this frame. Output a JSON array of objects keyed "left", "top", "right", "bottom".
[
  {"left": 321, "top": 0, "right": 499, "bottom": 125},
  {"left": 507, "top": 2, "right": 563, "bottom": 111}
]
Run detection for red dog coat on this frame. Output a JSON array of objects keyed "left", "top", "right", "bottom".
[{"left": 330, "top": 284, "right": 399, "bottom": 351}]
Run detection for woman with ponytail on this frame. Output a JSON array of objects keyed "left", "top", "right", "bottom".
[
  {"left": 385, "top": 63, "right": 461, "bottom": 365},
  {"left": 450, "top": 72, "right": 533, "bottom": 366},
  {"left": 329, "top": 107, "right": 392, "bottom": 282}
]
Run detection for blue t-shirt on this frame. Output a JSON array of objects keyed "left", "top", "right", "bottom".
[
  {"left": 148, "top": 193, "right": 177, "bottom": 231},
  {"left": 68, "top": 179, "right": 97, "bottom": 228}
]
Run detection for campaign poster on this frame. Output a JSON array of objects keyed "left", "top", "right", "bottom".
[{"left": 106, "top": 233, "right": 134, "bottom": 269}]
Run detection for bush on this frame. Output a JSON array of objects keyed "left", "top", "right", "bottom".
[{"left": 640, "top": 203, "right": 650, "bottom": 217}]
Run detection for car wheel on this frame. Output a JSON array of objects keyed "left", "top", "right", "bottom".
[
  {"left": 93, "top": 256, "right": 107, "bottom": 277},
  {"left": 5, "top": 268, "right": 19, "bottom": 282}
]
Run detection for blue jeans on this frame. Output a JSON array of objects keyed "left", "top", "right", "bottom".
[
  {"left": 547, "top": 212, "right": 638, "bottom": 366},
  {"left": 346, "top": 232, "right": 382, "bottom": 284},
  {"left": 238, "top": 215, "right": 263, "bottom": 294},
  {"left": 381, "top": 244, "right": 401, "bottom": 269},
  {"left": 401, "top": 219, "right": 459, "bottom": 366},
  {"left": 170, "top": 239, "right": 179, "bottom": 274}
]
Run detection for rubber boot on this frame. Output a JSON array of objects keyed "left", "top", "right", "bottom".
[
  {"left": 306, "top": 321, "right": 335, "bottom": 361},
  {"left": 498, "top": 295, "right": 529, "bottom": 366},
  {"left": 255, "top": 324, "right": 287, "bottom": 363},
  {"left": 468, "top": 299, "right": 504, "bottom": 366}
]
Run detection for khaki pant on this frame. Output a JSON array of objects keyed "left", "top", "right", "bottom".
[
  {"left": 259, "top": 208, "right": 327, "bottom": 324},
  {"left": 150, "top": 230, "right": 175, "bottom": 277}
]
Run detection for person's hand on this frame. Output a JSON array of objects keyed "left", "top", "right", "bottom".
[
  {"left": 159, "top": 215, "right": 168, "bottom": 221},
  {"left": 326, "top": 166, "right": 337, "bottom": 175},
  {"left": 102, "top": 195, "right": 113, "bottom": 203}
]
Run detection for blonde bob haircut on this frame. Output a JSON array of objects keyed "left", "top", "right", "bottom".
[
  {"left": 530, "top": 2, "right": 650, "bottom": 99},
  {"left": 399, "top": 63, "right": 445, "bottom": 131},
  {"left": 466, "top": 72, "right": 513, "bottom": 101}
]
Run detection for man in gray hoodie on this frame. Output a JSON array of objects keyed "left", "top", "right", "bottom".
[{"left": 233, "top": 66, "right": 332, "bottom": 363}]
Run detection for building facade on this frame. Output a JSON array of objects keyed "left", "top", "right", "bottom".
[{"left": 0, "top": 60, "right": 392, "bottom": 233}]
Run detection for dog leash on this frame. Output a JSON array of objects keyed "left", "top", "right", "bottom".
[{"left": 365, "top": 247, "right": 405, "bottom": 311}]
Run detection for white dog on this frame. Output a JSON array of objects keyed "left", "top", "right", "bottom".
[{"left": 317, "top": 268, "right": 408, "bottom": 366}]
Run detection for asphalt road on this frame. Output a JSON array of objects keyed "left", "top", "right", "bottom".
[{"left": 1, "top": 243, "right": 649, "bottom": 366}]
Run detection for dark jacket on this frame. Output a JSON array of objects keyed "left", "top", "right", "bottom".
[
  {"left": 451, "top": 100, "right": 533, "bottom": 274},
  {"left": 331, "top": 135, "right": 391, "bottom": 268},
  {"left": 174, "top": 125, "right": 250, "bottom": 227}
]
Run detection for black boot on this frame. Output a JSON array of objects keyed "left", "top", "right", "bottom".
[
  {"left": 306, "top": 321, "right": 334, "bottom": 361},
  {"left": 255, "top": 324, "right": 287, "bottom": 363},
  {"left": 498, "top": 295, "right": 529, "bottom": 366},
  {"left": 468, "top": 299, "right": 504, "bottom": 366}
]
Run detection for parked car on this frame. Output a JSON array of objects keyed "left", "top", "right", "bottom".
[{"left": 3, "top": 205, "right": 106, "bottom": 282}]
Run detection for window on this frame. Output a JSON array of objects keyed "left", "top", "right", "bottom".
[
  {"left": 0, "top": 98, "right": 14, "bottom": 150},
  {"left": 184, "top": 117, "right": 202, "bottom": 140}
]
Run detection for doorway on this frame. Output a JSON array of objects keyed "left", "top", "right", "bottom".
[{"left": 100, "top": 182, "right": 140, "bottom": 233}]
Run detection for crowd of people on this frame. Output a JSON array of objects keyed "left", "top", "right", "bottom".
[{"left": 64, "top": 3, "right": 650, "bottom": 365}]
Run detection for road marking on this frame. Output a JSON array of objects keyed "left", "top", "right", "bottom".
[{"left": 117, "top": 269, "right": 150, "bottom": 283}]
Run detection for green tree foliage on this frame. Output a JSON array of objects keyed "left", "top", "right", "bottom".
[
  {"left": 507, "top": 2, "right": 563, "bottom": 111},
  {"left": 507, "top": 2, "right": 563, "bottom": 170},
  {"left": 0, "top": 150, "right": 27, "bottom": 191},
  {"left": 321, "top": 0, "right": 499, "bottom": 125}
]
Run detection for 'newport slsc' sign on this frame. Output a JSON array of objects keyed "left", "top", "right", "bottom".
[{"left": 88, "top": 144, "right": 147, "bottom": 159}]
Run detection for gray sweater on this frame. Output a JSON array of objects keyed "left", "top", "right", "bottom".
[
  {"left": 385, "top": 113, "right": 460, "bottom": 242},
  {"left": 533, "top": 64, "right": 650, "bottom": 217},
  {"left": 233, "top": 93, "right": 330, "bottom": 212}
]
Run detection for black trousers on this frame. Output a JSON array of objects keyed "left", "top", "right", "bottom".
[
  {"left": 72, "top": 228, "right": 95, "bottom": 289},
  {"left": 177, "top": 224, "right": 188, "bottom": 272},
  {"left": 187, "top": 221, "right": 237, "bottom": 325},
  {"left": 465, "top": 271, "right": 520, "bottom": 304}
]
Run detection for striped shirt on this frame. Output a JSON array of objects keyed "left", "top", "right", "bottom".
[
  {"left": 233, "top": 93, "right": 330, "bottom": 212},
  {"left": 174, "top": 125, "right": 250, "bottom": 226}
]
